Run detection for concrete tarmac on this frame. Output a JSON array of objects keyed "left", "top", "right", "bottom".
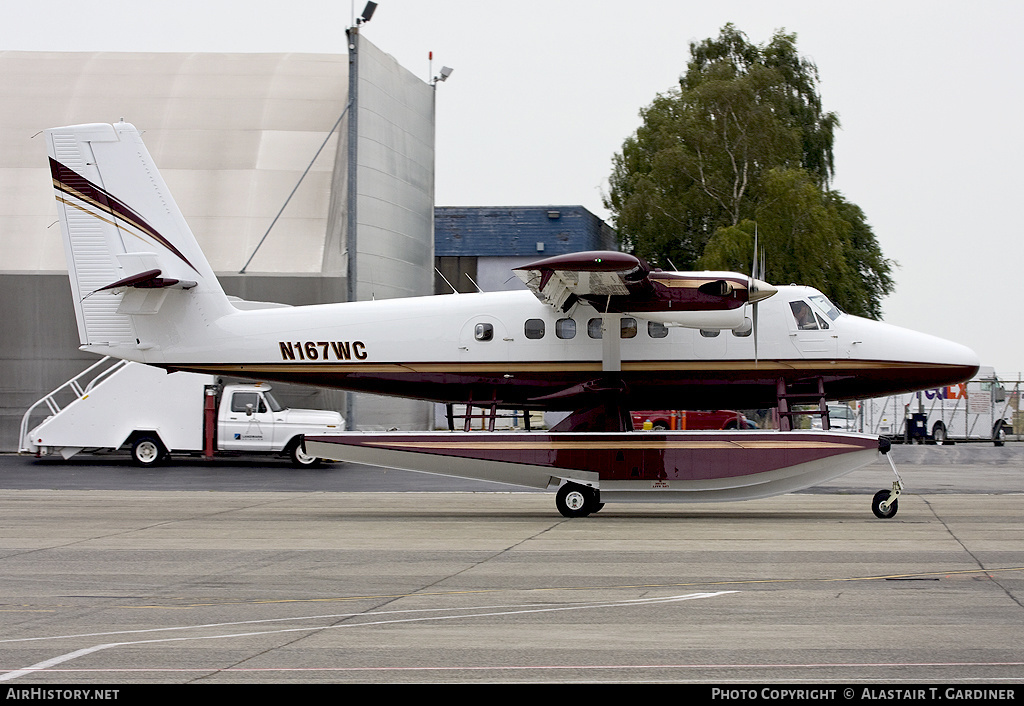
[{"left": 0, "top": 445, "right": 1022, "bottom": 685}]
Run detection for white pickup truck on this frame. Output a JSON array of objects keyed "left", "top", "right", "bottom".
[{"left": 21, "top": 359, "right": 344, "bottom": 466}]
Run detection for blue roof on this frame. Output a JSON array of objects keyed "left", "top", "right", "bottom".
[{"left": 434, "top": 206, "right": 617, "bottom": 257}]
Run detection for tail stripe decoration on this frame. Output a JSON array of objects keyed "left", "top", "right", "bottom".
[{"left": 49, "top": 158, "right": 199, "bottom": 274}]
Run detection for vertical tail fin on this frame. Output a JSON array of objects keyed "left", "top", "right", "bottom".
[{"left": 45, "top": 121, "right": 233, "bottom": 359}]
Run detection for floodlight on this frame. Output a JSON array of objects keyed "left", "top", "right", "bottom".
[{"left": 358, "top": 1, "right": 377, "bottom": 24}]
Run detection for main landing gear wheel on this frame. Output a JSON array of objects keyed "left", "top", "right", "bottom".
[
  {"left": 556, "top": 483, "right": 600, "bottom": 518},
  {"left": 871, "top": 488, "right": 898, "bottom": 519}
]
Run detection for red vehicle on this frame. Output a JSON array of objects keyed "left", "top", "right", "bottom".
[{"left": 630, "top": 409, "right": 755, "bottom": 431}]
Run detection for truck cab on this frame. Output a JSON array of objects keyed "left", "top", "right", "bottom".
[{"left": 218, "top": 383, "right": 345, "bottom": 463}]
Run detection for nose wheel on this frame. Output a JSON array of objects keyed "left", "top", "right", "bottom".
[
  {"left": 556, "top": 482, "right": 602, "bottom": 518},
  {"left": 873, "top": 438, "right": 904, "bottom": 519},
  {"left": 872, "top": 485, "right": 900, "bottom": 518}
]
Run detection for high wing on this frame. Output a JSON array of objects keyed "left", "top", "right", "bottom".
[{"left": 513, "top": 251, "right": 777, "bottom": 330}]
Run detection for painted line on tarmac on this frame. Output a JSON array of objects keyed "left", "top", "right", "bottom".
[
  {"left": 0, "top": 591, "right": 737, "bottom": 682},
  {"left": 6, "top": 660, "right": 1024, "bottom": 681}
]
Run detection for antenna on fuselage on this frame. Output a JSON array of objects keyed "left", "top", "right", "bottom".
[
  {"left": 435, "top": 268, "right": 458, "bottom": 294},
  {"left": 464, "top": 273, "right": 484, "bottom": 293}
]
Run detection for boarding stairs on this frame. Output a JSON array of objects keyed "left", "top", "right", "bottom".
[{"left": 19, "top": 356, "right": 128, "bottom": 456}]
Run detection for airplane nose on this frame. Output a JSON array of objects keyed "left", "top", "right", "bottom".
[
  {"left": 911, "top": 328, "right": 980, "bottom": 375},
  {"left": 842, "top": 315, "right": 980, "bottom": 392}
]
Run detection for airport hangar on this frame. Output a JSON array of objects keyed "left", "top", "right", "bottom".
[{"left": 0, "top": 49, "right": 615, "bottom": 451}]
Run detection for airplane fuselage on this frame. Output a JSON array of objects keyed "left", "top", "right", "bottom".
[{"left": 108, "top": 285, "right": 979, "bottom": 411}]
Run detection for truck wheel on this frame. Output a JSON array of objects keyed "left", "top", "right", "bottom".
[
  {"left": 993, "top": 423, "right": 1006, "bottom": 447},
  {"left": 932, "top": 422, "right": 947, "bottom": 445},
  {"left": 131, "top": 436, "right": 164, "bottom": 467},
  {"left": 290, "top": 439, "right": 321, "bottom": 468}
]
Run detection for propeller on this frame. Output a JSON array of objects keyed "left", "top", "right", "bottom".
[{"left": 747, "top": 227, "right": 777, "bottom": 364}]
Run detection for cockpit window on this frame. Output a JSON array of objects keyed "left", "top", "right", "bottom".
[
  {"left": 809, "top": 294, "right": 841, "bottom": 321},
  {"left": 790, "top": 301, "right": 818, "bottom": 330}
]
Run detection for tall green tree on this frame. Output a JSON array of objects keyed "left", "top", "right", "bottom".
[{"left": 606, "top": 24, "right": 893, "bottom": 318}]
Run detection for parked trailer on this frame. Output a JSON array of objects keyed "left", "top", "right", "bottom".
[
  {"left": 20, "top": 358, "right": 344, "bottom": 466},
  {"left": 857, "top": 367, "right": 1012, "bottom": 445}
]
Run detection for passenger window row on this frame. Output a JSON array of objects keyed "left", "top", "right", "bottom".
[
  {"left": 475, "top": 319, "right": 749, "bottom": 342},
  {"left": 524, "top": 317, "right": 669, "bottom": 340}
]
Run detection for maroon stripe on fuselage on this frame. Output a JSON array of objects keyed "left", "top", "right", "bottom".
[{"left": 164, "top": 361, "right": 979, "bottom": 411}]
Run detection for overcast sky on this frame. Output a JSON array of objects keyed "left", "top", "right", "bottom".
[{"left": 7, "top": 1, "right": 1024, "bottom": 374}]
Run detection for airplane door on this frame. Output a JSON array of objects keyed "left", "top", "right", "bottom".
[
  {"left": 787, "top": 300, "right": 838, "bottom": 357},
  {"left": 459, "top": 316, "right": 509, "bottom": 363},
  {"left": 219, "top": 391, "right": 275, "bottom": 451}
]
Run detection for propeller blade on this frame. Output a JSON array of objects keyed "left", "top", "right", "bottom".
[
  {"left": 753, "top": 301, "right": 759, "bottom": 365},
  {"left": 748, "top": 226, "right": 767, "bottom": 366}
]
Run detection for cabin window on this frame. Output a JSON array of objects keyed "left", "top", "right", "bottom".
[
  {"left": 699, "top": 329, "right": 720, "bottom": 338},
  {"left": 231, "top": 392, "right": 266, "bottom": 414},
  {"left": 474, "top": 322, "right": 494, "bottom": 341},
  {"left": 789, "top": 301, "right": 818, "bottom": 330},
  {"left": 555, "top": 318, "right": 576, "bottom": 339},
  {"left": 524, "top": 319, "right": 545, "bottom": 339},
  {"left": 648, "top": 321, "right": 668, "bottom": 338},
  {"left": 588, "top": 317, "right": 639, "bottom": 339},
  {"left": 732, "top": 326, "right": 752, "bottom": 338},
  {"left": 815, "top": 313, "right": 830, "bottom": 330}
]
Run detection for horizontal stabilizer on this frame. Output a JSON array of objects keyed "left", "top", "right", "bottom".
[{"left": 94, "top": 269, "right": 197, "bottom": 294}]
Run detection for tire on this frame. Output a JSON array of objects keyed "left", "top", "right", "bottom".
[
  {"left": 652, "top": 422, "right": 669, "bottom": 431},
  {"left": 131, "top": 435, "right": 164, "bottom": 467},
  {"left": 932, "top": 422, "right": 947, "bottom": 445},
  {"left": 871, "top": 489, "right": 898, "bottom": 519},
  {"left": 556, "top": 483, "right": 596, "bottom": 518},
  {"left": 290, "top": 438, "right": 322, "bottom": 468},
  {"left": 993, "top": 423, "right": 1006, "bottom": 447}
]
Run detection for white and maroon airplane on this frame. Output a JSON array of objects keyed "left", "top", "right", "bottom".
[{"left": 44, "top": 121, "right": 979, "bottom": 518}]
